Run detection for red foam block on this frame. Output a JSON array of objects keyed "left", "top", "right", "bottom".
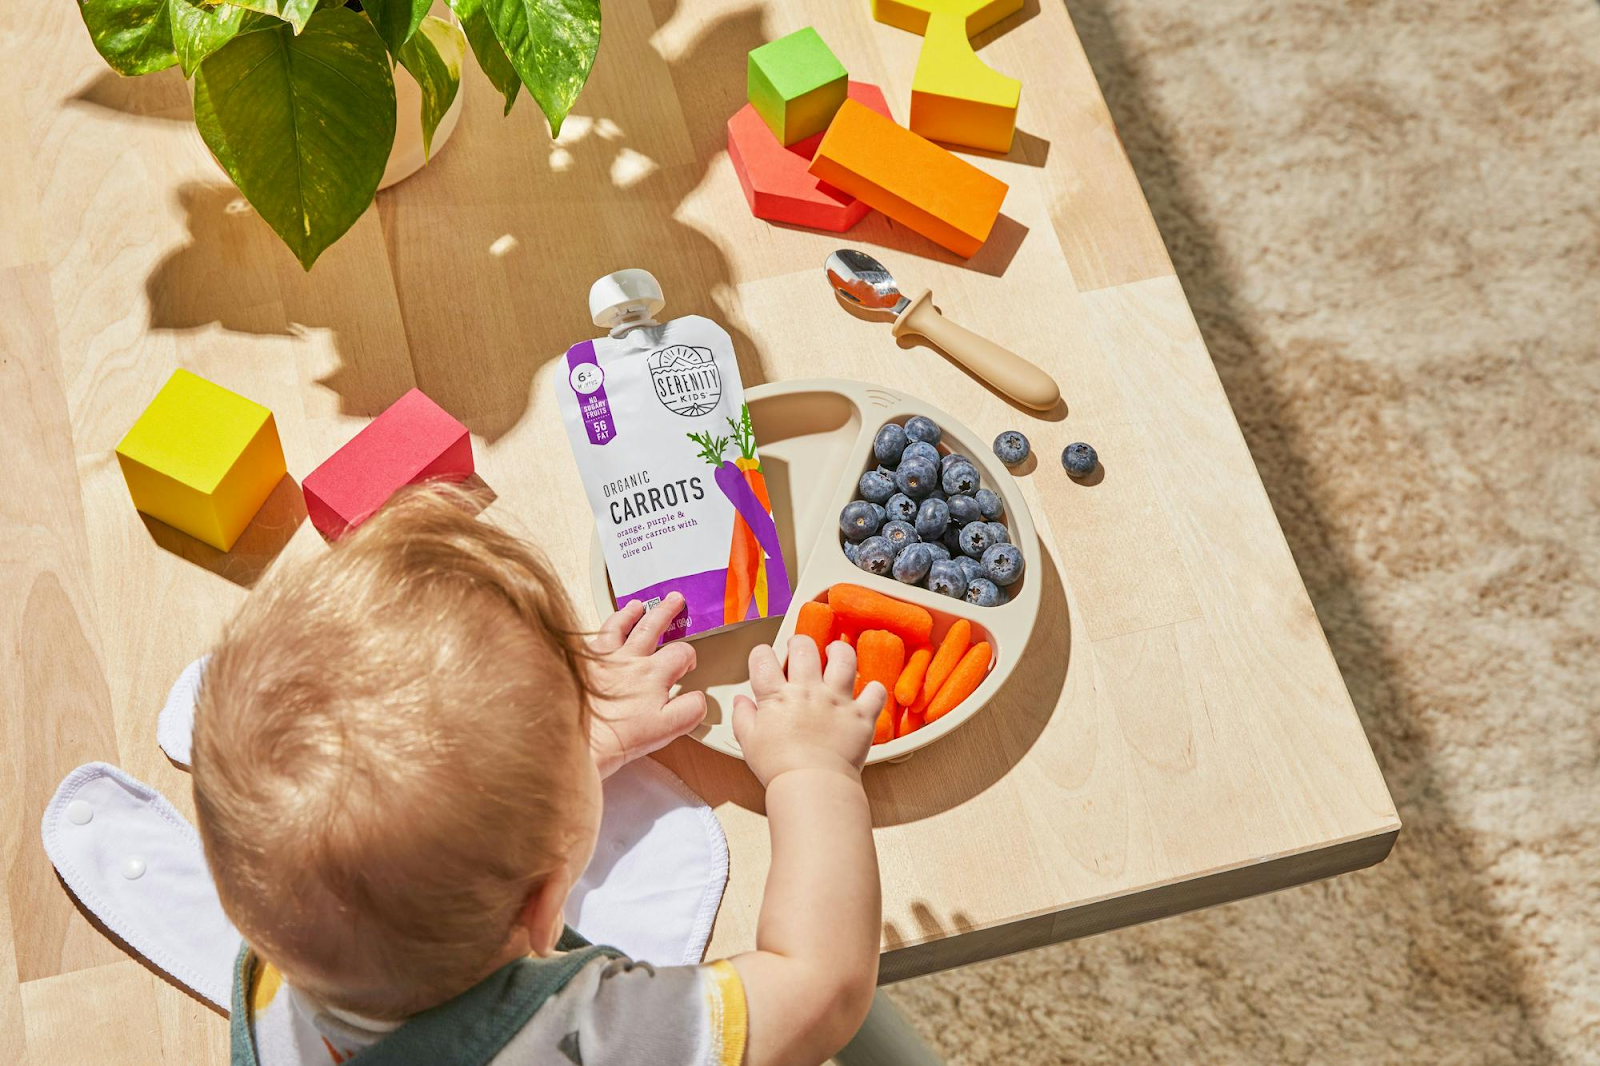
[
  {"left": 302, "top": 388, "right": 473, "bottom": 539},
  {"left": 728, "top": 81, "right": 893, "bottom": 233}
]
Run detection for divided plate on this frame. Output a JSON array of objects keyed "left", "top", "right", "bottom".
[{"left": 589, "top": 378, "right": 1042, "bottom": 765}]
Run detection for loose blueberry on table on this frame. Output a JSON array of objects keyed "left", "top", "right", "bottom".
[
  {"left": 836, "top": 416, "right": 1027, "bottom": 605},
  {"left": 1062, "top": 441, "right": 1098, "bottom": 479}
]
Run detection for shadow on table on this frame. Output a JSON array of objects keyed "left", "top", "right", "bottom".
[{"left": 140, "top": 473, "right": 304, "bottom": 588}]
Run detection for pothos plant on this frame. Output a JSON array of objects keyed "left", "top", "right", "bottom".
[{"left": 76, "top": 0, "right": 600, "bottom": 268}]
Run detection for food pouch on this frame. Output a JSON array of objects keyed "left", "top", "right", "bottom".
[{"left": 557, "top": 269, "right": 792, "bottom": 642}]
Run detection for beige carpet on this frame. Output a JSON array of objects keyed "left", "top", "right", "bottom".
[{"left": 887, "top": 1, "right": 1600, "bottom": 1061}]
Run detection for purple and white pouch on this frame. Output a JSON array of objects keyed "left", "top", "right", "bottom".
[{"left": 557, "top": 269, "right": 792, "bottom": 641}]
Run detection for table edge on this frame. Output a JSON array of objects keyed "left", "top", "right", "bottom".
[{"left": 876, "top": 822, "right": 1401, "bottom": 984}]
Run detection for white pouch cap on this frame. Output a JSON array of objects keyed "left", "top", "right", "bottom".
[{"left": 589, "top": 268, "right": 665, "bottom": 331}]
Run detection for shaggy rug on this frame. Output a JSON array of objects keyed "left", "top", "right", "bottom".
[{"left": 886, "top": 1, "right": 1600, "bottom": 1062}]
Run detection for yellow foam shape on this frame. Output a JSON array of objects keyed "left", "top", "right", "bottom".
[
  {"left": 115, "top": 369, "right": 287, "bottom": 551},
  {"left": 872, "top": 0, "right": 1023, "bottom": 152}
]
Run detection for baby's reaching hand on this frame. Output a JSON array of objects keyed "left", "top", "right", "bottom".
[
  {"left": 586, "top": 593, "right": 707, "bottom": 778},
  {"left": 733, "top": 636, "right": 881, "bottom": 786}
]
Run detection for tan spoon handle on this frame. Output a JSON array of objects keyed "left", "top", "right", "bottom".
[{"left": 891, "top": 290, "right": 1061, "bottom": 411}]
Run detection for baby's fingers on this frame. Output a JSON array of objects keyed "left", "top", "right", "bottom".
[
  {"left": 625, "top": 592, "right": 686, "bottom": 650},
  {"left": 653, "top": 639, "right": 697, "bottom": 683},
  {"left": 748, "top": 643, "right": 784, "bottom": 700},
  {"left": 822, "top": 639, "right": 858, "bottom": 693},
  {"left": 731, "top": 694, "right": 757, "bottom": 746},
  {"left": 593, "top": 600, "right": 646, "bottom": 653},
  {"left": 852, "top": 681, "right": 888, "bottom": 722}
]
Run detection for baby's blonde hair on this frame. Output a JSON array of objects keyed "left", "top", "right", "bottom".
[{"left": 192, "top": 483, "right": 594, "bottom": 1018}]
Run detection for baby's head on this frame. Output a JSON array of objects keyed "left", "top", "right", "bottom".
[{"left": 192, "top": 484, "right": 601, "bottom": 1019}]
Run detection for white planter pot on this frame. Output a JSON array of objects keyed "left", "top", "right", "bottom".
[
  {"left": 381, "top": 51, "right": 464, "bottom": 189},
  {"left": 189, "top": 36, "right": 464, "bottom": 192}
]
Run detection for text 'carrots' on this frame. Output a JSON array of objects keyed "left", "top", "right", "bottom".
[
  {"left": 829, "top": 583, "right": 933, "bottom": 647},
  {"left": 894, "top": 647, "right": 933, "bottom": 707},
  {"left": 926, "top": 641, "right": 992, "bottom": 722},
  {"left": 856, "top": 629, "right": 905, "bottom": 744},
  {"left": 923, "top": 618, "right": 972, "bottom": 703}
]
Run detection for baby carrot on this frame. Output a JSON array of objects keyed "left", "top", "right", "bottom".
[
  {"left": 855, "top": 629, "right": 905, "bottom": 743},
  {"left": 894, "top": 646, "right": 933, "bottom": 707},
  {"left": 794, "top": 601, "right": 836, "bottom": 666},
  {"left": 922, "top": 619, "right": 972, "bottom": 703},
  {"left": 895, "top": 708, "right": 925, "bottom": 738},
  {"left": 925, "top": 641, "right": 992, "bottom": 722},
  {"left": 828, "top": 583, "right": 934, "bottom": 647}
]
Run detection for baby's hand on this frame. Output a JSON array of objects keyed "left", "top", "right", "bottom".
[
  {"left": 732, "top": 637, "right": 881, "bottom": 787},
  {"left": 587, "top": 593, "right": 706, "bottom": 778}
]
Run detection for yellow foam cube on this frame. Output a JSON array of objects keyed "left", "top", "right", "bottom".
[
  {"left": 115, "top": 369, "right": 287, "bottom": 551},
  {"left": 871, "top": 0, "right": 1023, "bottom": 153}
]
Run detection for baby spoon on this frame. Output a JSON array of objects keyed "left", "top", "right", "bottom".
[{"left": 824, "top": 249, "right": 1061, "bottom": 411}]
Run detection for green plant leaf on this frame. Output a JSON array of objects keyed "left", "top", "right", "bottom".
[
  {"left": 361, "top": 0, "right": 431, "bottom": 54},
  {"left": 78, "top": 0, "right": 178, "bottom": 75},
  {"left": 167, "top": 0, "right": 271, "bottom": 77},
  {"left": 446, "top": 0, "right": 518, "bottom": 114},
  {"left": 483, "top": 0, "right": 599, "bottom": 136},
  {"left": 193, "top": 6, "right": 395, "bottom": 269},
  {"left": 397, "top": 16, "right": 464, "bottom": 159},
  {"left": 223, "top": 0, "right": 319, "bottom": 34}
]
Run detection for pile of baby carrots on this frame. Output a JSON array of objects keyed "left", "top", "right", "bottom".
[{"left": 794, "top": 583, "right": 993, "bottom": 743}]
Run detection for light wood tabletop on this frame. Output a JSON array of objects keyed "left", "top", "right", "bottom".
[{"left": 0, "top": 0, "right": 1397, "bottom": 1058}]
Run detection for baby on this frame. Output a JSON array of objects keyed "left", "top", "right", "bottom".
[{"left": 192, "top": 484, "right": 885, "bottom": 1066}]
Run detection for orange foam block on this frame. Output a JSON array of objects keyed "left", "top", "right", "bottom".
[
  {"left": 302, "top": 388, "right": 473, "bottom": 539},
  {"left": 808, "top": 98, "right": 1007, "bottom": 258},
  {"left": 728, "top": 81, "right": 893, "bottom": 232}
]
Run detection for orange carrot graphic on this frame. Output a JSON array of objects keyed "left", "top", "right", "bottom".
[{"left": 691, "top": 404, "right": 779, "bottom": 625}]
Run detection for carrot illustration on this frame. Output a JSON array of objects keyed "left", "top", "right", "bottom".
[
  {"left": 855, "top": 629, "right": 905, "bottom": 744},
  {"left": 689, "top": 429, "right": 754, "bottom": 626},
  {"left": 794, "top": 601, "right": 836, "bottom": 666},
  {"left": 894, "top": 646, "right": 933, "bottom": 707},
  {"left": 922, "top": 619, "right": 971, "bottom": 704},
  {"left": 728, "top": 406, "right": 772, "bottom": 617},
  {"left": 827, "top": 583, "right": 934, "bottom": 646},
  {"left": 925, "top": 641, "right": 992, "bottom": 722}
]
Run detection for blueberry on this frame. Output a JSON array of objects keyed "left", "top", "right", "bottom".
[
  {"left": 874, "top": 423, "right": 908, "bottom": 465},
  {"left": 902, "top": 440, "right": 941, "bottom": 467},
  {"left": 858, "top": 470, "right": 895, "bottom": 503},
  {"left": 975, "top": 487, "right": 1003, "bottom": 519},
  {"left": 964, "top": 577, "right": 1004, "bottom": 607},
  {"left": 927, "top": 487, "right": 947, "bottom": 502},
  {"left": 843, "top": 540, "right": 860, "bottom": 564},
  {"left": 926, "top": 559, "right": 968, "bottom": 599},
  {"left": 915, "top": 498, "right": 949, "bottom": 540},
  {"left": 942, "top": 460, "right": 980, "bottom": 496},
  {"left": 941, "top": 452, "right": 971, "bottom": 476},
  {"left": 958, "top": 521, "right": 994, "bottom": 558},
  {"left": 942, "top": 526, "right": 965, "bottom": 554},
  {"left": 985, "top": 521, "right": 1010, "bottom": 545},
  {"left": 855, "top": 536, "right": 894, "bottom": 575},
  {"left": 884, "top": 493, "right": 917, "bottom": 522},
  {"left": 981, "top": 543, "right": 1025, "bottom": 586},
  {"left": 877, "top": 463, "right": 896, "bottom": 479},
  {"left": 895, "top": 456, "right": 939, "bottom": 498},
  {"left": 925, "top": 542, "right": 951, "bottom": 562},
  {"left": 1062, "top": 442, "right": 1098, "bottom": 478},
  {"left": 947, "top": 494, "right": 981, "bottom": 526},
  {"left": 881, "top": 520, "right": 920, "bottom": 553},
  {"left": 840, "top": 500, "right": 881, "bottom": 541},
  {"left": 892, "top": 542, "right": 934, "bottom": 584},
  {"left": 904, "top": 415, "right": 942, "bottom": 444},
  {"left": 993, "top": 430, "right": 1030, "bottom": 466},
  {"left": 955, "top": 555, "right": 985, "bottom": 585}
]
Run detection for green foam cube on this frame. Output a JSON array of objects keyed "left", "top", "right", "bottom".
[{"left": 747, "top": 27, "right": 848, "bottom": 146}]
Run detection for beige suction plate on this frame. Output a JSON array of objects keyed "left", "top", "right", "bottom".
[{"left": 589, "top": 378, "right": 1043, "bottom": 766}]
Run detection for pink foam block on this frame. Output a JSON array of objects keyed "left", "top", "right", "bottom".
[
  {"left": 302, "top": 388, "right": 473, "bottom": 539},
  {"left": 728, "top": 81, "right": 894, "bottom": 232}
]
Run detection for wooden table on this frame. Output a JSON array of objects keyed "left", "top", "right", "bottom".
[{"left": 0, "top": 0, "right": 1398, "bottom": 1058}]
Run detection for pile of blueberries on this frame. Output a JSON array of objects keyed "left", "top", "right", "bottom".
[{"left": 839, "top": 416, "right": 1025, "bottom": 606}]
